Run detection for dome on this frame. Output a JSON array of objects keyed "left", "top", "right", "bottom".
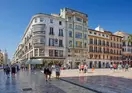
[{"left": 95, "top": 25, "right": 104, "bottom": 32}]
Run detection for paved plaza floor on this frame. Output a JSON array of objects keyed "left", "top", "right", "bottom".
[
  {"left": 58, "top": 68, "right": 132, "bottom": 93},
  {"left": 0, "top": 70, "right": 95, "bottom": 93}
]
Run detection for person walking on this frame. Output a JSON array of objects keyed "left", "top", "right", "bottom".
[
  {"left": 48, "top": 65, "right": 52, "bottom": 81},
  {"left": 118, "top": 63, "right": 122, "bottom": 70},
  {"left": 125, "top": 63, "right": 129, "bottom": 71},
  {"left": 3, "top": 65, "right": 6, "bottom": 75},
  {"left": 84, "top": 64, "right": 87, "bottom": 73},
  {"left": 5, "top": 65, "right": 10, "bottom": 78},
  {"left": 44, "top": 66, "right": 50, "bottom": 81},
  {"left": 110, "top": 64, "right": 113, "bottom": 70},
  {"left": 11, "top": 64, "right": 16, "bottom": 77},
  {"left": 78, "top": 64, "right": 81, "bottom": 73},
  {"left": 92, "top": 64, "right": 95, "bottom": 72},
  {"left": 55, "top": 64, "right": 61, "bottom": 79}
]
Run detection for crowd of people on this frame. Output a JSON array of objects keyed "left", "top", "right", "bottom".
[
  {"left": 3, "top": 64, "right": 20, "bottom": 78},
  {"left": 110, "top": 63, "right": 130, "bottom": 71},
  {"left": 78, "top": 63, "right": 131, "bottom": 73}
]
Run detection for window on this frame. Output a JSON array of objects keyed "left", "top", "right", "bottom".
[
  {"left": 69, "top": 31, "right": 72, "bottom": 37},
  {"left": 84, "top": 27, "right": 87, "bottom": 31},
  {"left": 84, "top": 43, "right": 87, "bottom": 48},
  {"left": 49, "top": 38, "right": 54, "bottom": 46},
  {"left": 59, "top": 29, "right": 63, "bottom": 36},
  {"left": 59, "top": 40, "right": 63, "bottom": 47},
  {"left": 68, "top": 17, "right": 72, "bottom": 21},
  {"left": 33, "top": 38, "right": 39, "bottom": 44},
  {"left": 94, "top": 39, "right": 97, "bottom": 45},
  {"left": 54, "top": 50, "right": 58, "bottom": 57},
  {"left": 39, "top": 49, "right": 44, "bottom": 56},
  {"left": 75, "top": 25, "right": 82, "bottom": 30},
  {"left": 35, "top": 49, "right": 38, "bottom": 56},
  {"left": 40, "top": 18, "right": 44, "bottom": 22},
  {"left": 83, "top": 21, "right": 86, "bottom": 24},
  {"left": 40, "top": 37, "right": 45, "bottom": 44},
  {"left": 49, "top": 50, "right": 53, "bottom": 57},
  {"left": 69, "top": 24, "right": 72, "bottom": 28},
  {"left": 90, "top": 39, "right": 93, "bottom": 44},
  {"left": 94, "top": 32, "right": 96, "bottom": 35},
  {"left": 69, "top": 41, "right": 72, "bottom": 47},
  {"left": 84, "top": 34, "right": 87, "bottom": 39},
  {"left": 59, "top": 50, "right": 63, "bottom": 57},
  {"left": 34, "top": 18, "right": 37, "bottom": 23},
  {"left": 106, "top": 35, "right": 108, "bottom": 37},
  {"left": 76, "top": 41, "right": 82, "bottom": 47},
  {"left": 50, "top": 19, "right": 53, "bottom": 23},
  {"left": 102, "top": 34, "right": 105, "bottom": 37},
  {"left": 107, "top": 42, "right": 109, "bottom": 46},
  {"left": 75, "top": 32, "right": 82, "bottom": 39},
  {"left": 103, "top": 41, "right": 105, "bottom": 45},
  {"left": 89, "top": 46, "right": 93, "bottom": 52},
  {"left": 123, "top": 42, "right": 126, "bottom": 46},
  {"left": 89, "top": 31, "right": 92, "bottom": 34},
  {"left": 54, "top": 39, "right": 58, "bottom": 45},
  {"left": 49, "top": 27, "right": 54, "bottom": 35},
  {"left": 59, "top": 21, "right": 62, "bottom": 25},
  {"left": 76, "top": 17, "right": 82, "bottom": 22}
]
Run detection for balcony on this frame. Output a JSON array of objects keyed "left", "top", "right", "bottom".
[{"left": 33, "top": 31, "right": 45, "bottom": 36}]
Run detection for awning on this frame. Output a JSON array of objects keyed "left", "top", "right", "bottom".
[{"left": 26, "top": 59, "right": 43, "bottom": 64}]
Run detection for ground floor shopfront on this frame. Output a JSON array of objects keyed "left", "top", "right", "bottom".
[{"left": 65, "top": 58, "right": 123, "bottom": 69}]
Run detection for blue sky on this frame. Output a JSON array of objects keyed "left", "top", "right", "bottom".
[{"left": 0, "top": 0, "right": 132, "bottom": 59}]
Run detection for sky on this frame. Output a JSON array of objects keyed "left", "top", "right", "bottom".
[{"left": 0, "top": 0, "right": 132, "bottom": 59}]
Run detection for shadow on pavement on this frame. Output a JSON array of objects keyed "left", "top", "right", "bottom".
[{"left": 61, "top": 75, "right": 132, "bottom": 93}]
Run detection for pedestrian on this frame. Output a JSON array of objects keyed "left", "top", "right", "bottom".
[
  {"left": 3, "top": 65, "right": 6, "bottom": 75},
  {"left": 125, "top": 63, "right": 129, "bottom": 71},
  {"left": 55, "top": 64, "right": 61, "bottom": 79},
  {"left": 78, "top": 64, "right": 81, "bottom": 72},
  {"left": 92, "top": 64, "right": 95, "bottom": 72},
  {"left": 11, "top": 65, "right": 16, "bottom": 77},
  {"left": 48, "top": 65, "right": 52, "bottom": 80},
  {"left": 44, "top": 65, "right": 50, "bottom": 81},
  {"left": 84, "top": 64, "right": 87, "bottom": 73},
  {"left": 5, "top": 65, "right": 10, "bottom": 78},
  {"left": 81, "top": 64, "right": 84, "bottom": 72},
  {"left": 110, "top": 64, "right": 113, "bottom": 70},
  {"left": 118, "top": 63, "right": 122, "bottom": 70}
]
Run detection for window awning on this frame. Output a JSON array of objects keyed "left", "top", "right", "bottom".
[{"left": 26, "top": 59, "right": 43, "bottom": 64}]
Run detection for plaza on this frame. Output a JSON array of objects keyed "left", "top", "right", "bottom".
[{"left": 0, "top": 68, "right": 132, "bottom": 93}]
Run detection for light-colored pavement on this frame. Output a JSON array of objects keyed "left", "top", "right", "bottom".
[
  {"left": 53, "top": 68, "right": 132, "bottom": 93},
  {"left": 57, "top": 68, "right": 132, "bottom": 79},
  {"left": 0, "top": 70, "right": 96, "bottom": 93}
]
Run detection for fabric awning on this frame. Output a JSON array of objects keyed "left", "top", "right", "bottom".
[{"left": 26, "top": 59, "right": 43, "bottom": 64}]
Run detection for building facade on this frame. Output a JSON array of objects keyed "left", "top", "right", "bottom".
[
  {"left": 87, "top": 26, "right": 122, "bottom": 68},
  {"left": 114, "top": 31, "right": 132, "bottom": 67},
  {"left": 0, "top": 50, "right": 3, "bottom": 65},
  {"left": 13, "top": 13, "right": 66, "bottom": 65},
  {"left": 60, "top": 8, "right": 88, "bottom": 68}
]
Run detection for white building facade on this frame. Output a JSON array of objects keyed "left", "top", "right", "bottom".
[{"left": 13, "top": 13, "right": 66, "bottom": 65}]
